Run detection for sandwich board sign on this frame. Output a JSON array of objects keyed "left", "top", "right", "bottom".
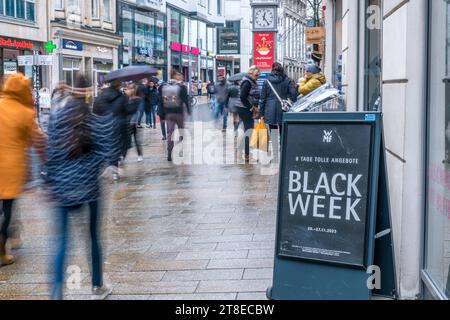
[{"left": 268, "top": 112, "right": 397, "bottom": 300}]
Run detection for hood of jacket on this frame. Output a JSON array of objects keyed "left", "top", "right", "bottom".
[
  {"left": 267, "top": 72, "right": 289, "bottom": 85},
  {"left": 101, "top": 86, "right": 123, "bottom": 103},
  {"left": 2, "top": 73, "right": 33, "bottom": 107}
]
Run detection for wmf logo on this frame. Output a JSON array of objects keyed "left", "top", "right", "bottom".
[{"left": 323, "top": 130, "right": 333, "bottom": 143}]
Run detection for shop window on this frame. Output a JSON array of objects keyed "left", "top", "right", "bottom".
[
  {"left": 364, "top": 0, "right": 382, "bottom": 111},
  {"left": 425, "top": 0, "right": 450, "bottom": 300}
]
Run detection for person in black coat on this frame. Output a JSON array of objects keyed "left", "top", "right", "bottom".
[
  {"left": 260, "top": 62, "right": 297, "bottom": 134},
  {"left": 93, "top": 80, "right": 136, "bottom": 180},
  {"left": 237, "top": 66, "right": 261, "bottom": 162},
  {"left": 146, "top": 81, "right": 159, "bottom": 129}
]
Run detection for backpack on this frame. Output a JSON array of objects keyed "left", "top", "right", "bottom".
[
  {"left": 207, "top": 84, "right": 216, "bottom": 95},
  {"left": 161, "top": 83, "right": 182, "bottom": 109}
]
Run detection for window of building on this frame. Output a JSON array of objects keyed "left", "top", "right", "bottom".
[
  {"left": 102, "top": 0, "right": 111, "bottom": 22},
  {"left": 92, "top": 0, "right": 99, "bottom": 18},
  {"left": 54, "top": 0, "right": 64, "bottom": 10},
  {"left": 217, "top": 0, "right": 222, "bottom": 16},
  {"left": 0, "top": 0, "right": 35, "bottom": 22},
  {"left": 67, "top": 0, "right": 80, "bottom": 14},
  {"left": 63, "top": 57, "right": 81, "bottom": 88},
  {"left": 425, "top": 0, "right": 450, "bottom": 300},
  {"left": 180, "top": 14, "right": 189, "bottom": 45}
]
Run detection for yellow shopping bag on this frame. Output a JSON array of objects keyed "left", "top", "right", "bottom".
[{"left": 250, "top": 119, "right": 269, "bottom": 151}]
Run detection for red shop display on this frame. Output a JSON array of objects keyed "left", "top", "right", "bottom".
[{"left": 253, "top": 32, "right": 275, "bottom": 71}]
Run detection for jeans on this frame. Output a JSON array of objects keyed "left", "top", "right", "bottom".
[
  {"left": 124, "top": 124, "right": 143, "bottom": 158},
  {"left": 161, "top": 120, "right": 167, "bottom": 139},
  {"left": 236, "top": 108, "right": 255, "bottom": 157},
  {"left": 1, "top": 200, "right": 14, "bottom": 238},
  {"left": 51, "top": 200, "right": 103, "bottom": 300},
  {"left": 146, "top": 105, "right": 157, "bottom": 127},
  {"left": 137, "top": 101, "right": 146, "bottom": 125},
  {"left": 166, "top": 113, "right": 185, "bottom": 156},
  {"left": 215, "top": 102, "right": 228, "bottom": 129}
]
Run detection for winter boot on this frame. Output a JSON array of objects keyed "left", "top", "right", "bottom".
[{"left": 0, "top": 235, "right": 15, "bottom": 267}]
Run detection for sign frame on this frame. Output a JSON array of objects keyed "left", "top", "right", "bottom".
[{"left": 269, "top": 112, "right": 397, "bottom": 300}]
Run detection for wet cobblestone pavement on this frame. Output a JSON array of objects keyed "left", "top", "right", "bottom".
[{"left": 0, "top": 100, "right": 279, "bottom": 300}]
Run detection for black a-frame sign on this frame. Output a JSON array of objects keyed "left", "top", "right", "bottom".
[{"left": 269, "top": 112, "right": 397, "bottom": 300}]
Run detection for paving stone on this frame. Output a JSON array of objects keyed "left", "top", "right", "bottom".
[
  {"left": 243, "top": 268, "right": 274, "bottom": 280},
  {"left": 216, "top": 241, "right": 275, "bottom": 251},
  {"left": 236, "top": 292, "right": 269, "bottom": 300},
  {"left": 188, "top": 235, "right": 253, "bottom": 244},
  {"left": 147, "top": 293, "right": 237, "bottom": 300},
  {"left": 207, "top": 259, "right": 273, "bottom": 269},
  {"left": 162, "top": 269, "right": 243, "bottom": 281},
  {"left": 196, "top": 280, "right": 271, "bottom": 293},
  {"left": 247, "top": 249, "right": 275, "bottom": 259},
  {"left": 114, "top": 281, "right": 199, "bottom": 295},
  {"left": 176, "top": 250, "right": 248, "bottom": 261},
  {"left": 132, "top": 259, "right": 209, "bottom": 272}
]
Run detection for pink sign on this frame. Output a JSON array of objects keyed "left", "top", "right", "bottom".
[
  {"left": 191, "top": 47, "right": 200, "bottom": 55},
  {"left": 182, "top": 45, "right": 191, "bottom": 53},
  {"left": 171, "top": 42, "right": 181, "bottom": 52}
]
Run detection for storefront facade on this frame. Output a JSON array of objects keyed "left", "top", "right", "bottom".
[
  {"left": 50, "top": 0, "right": 122, "bottom": 95},
  {"left": 118, "top": 0, "right": 167, "bottom": 81},
  {"left": 324, "top": 0, "right": 449, "bottom": 300},
  {"left": 167, "top": 5, "right": 218, "bottom": 83}
]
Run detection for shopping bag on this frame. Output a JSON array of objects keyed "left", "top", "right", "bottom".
[{"left": 250, "top": 119, "right": 269, "bottom": 151}]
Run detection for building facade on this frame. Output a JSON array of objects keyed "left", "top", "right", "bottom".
[
  {"left": 166, "top": 0, "right": 224, "bottom": 84},
  {"left": 278, "top": 0, "right": 307, "bottom": 80},
  {"left": 49, "top": 0, "right": 122, "bottom": 94},
  {"left": 0, "top": 0, "right": 49, "bottom": 86},
  {"left": 325, "top": 0, "right": 449, "bottom": 300},
  {"left": 117, "top": 0, "right": 167, "bottom": 80},
  {"left": 219, "top": 0, "right": 252, "bottom": 77}
]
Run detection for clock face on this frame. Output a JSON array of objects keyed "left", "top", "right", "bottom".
[{"left": 254, "top": 8, "right": 276, "bottom": 29}]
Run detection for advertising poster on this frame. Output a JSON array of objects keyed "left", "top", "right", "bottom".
[
  {"left": 254, "top": 32, "right": 275, "bottom": 71},
  {"left": 278, "top": 123, "right": 373, "bottom": 267}
]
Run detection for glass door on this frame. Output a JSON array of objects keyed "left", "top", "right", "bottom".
[{"left": 425, "top": 0, "right": 450, "bottom": 300}]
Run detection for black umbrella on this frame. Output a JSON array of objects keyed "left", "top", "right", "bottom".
[
  {"left": 104, "top": 66, "right": 158, "bottom": 83},
  {"left": 228, "top": 72, "right": 247, "bottom": 82}
]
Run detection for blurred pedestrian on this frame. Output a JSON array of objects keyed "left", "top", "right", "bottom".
[
  {"left": 214, "top": 76, "right": 229, "bottom": 132},
  {"left": 227, "top": 80, "right": 241, "bottom": 134},
  {"left": 0, "top": 73, "right": 47, "bottom": 267},
  {"left": 136, "top": 79, "right": 149, "bottom": 128},
  {"left": 159, "top": 70, "right": 191, "bottom": 162},
  {"left": 93, "top": 79, "right": 134, "bottom": 181},
  {"left": 260, "top": 62, "right": 297, "bottom": 135},
  {"left": 198, "top": 82, "right": 202, "bottom": 96},
  {"left": 146, "top": 80, "right": 159, "bottom": 129},
  {"left": 237, "top": 66, "right": 261, "bottom": 162},
  {"left": 125, "top": 83, "right": 144, "bottom": 162},
  {"left": 298, "top": 64, "right": 326, "bottom": 97},
  {"left": 47, "top": 74, "right": 113, "bottom": 300}
]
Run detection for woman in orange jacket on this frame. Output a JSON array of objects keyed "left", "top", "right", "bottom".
[{"left": 0, "top": 73, "right": 46, "bottom": 267}]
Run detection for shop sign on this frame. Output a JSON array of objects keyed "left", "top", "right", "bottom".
[
  {"left": 137, "top": 47, "right": 154, "bottom": 56},
  {"left": 182, "top": 44, "right": 191, "bottom": 54},
  {"left": 306, "top": 27, "right": 325, "bottom": 45},
  {"left": 97, "top": 47, "right": 109, "bottom": 53},
  {"left": 171, "top": 42, "right": 182, "bottom": 52},
  {"left": 0, "top": 37, "right": 34, "bottom": 50},
  {"left": 270, "top": 112, "right": 397, "bottom": 300},
  {"left": 18, "top": 55, "right": 34, "bottom": 66},
  {"left": 253, "top": 32, "right": 275, "bottom": 71},
  {"left": 207, "top": 52, "right": 216, "bottom": 57},
  {"left": 63, "top": 39, "right": 83, "bottom": 51},
  {"left": 37, "top": 55, "right": 53, "bottom": 66},
  {"left": 4, "top": 61, "right": 17, "bottom": 74},
  {"left": 191, "top": 47, "right": 200, "bottom": 55},
  {"left": 39, "top": 88, "right": 51, "bottom": 109}
]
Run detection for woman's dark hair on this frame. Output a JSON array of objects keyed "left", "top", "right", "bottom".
[
  {"left": 68, "top": 74, "right": 93, "bottom": 159},
  {"left": 272, "top": 62, "right": 285, "bottom": 75}
]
